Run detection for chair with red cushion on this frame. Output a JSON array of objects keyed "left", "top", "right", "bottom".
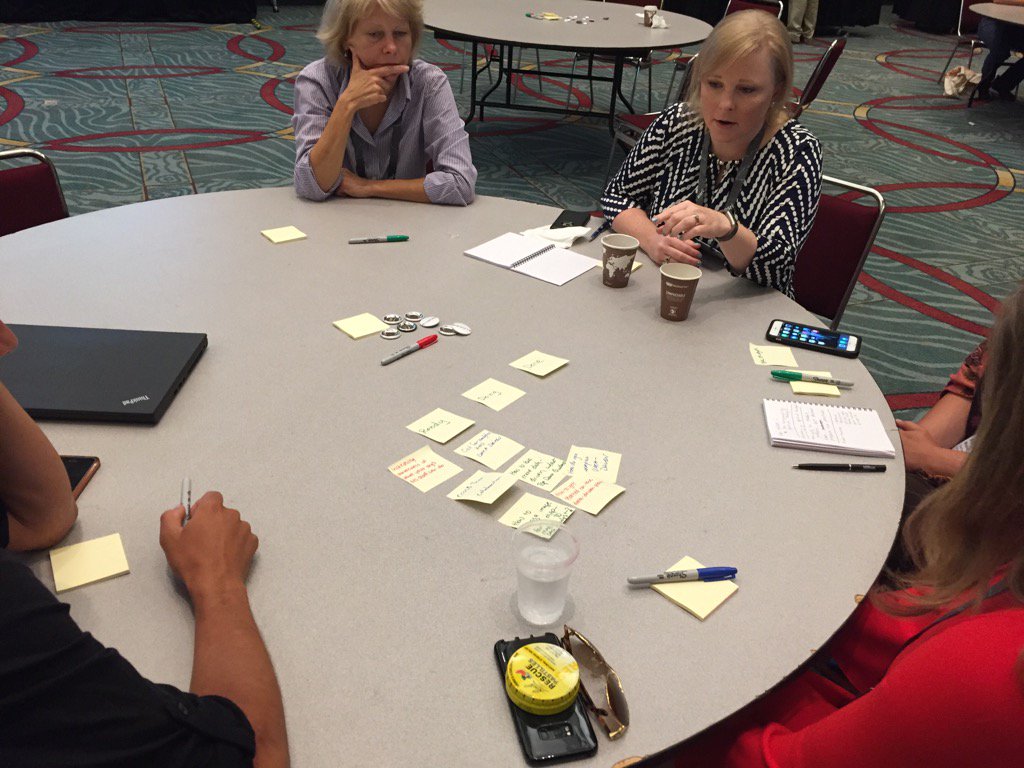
[
  {"left": 787, "top": 37, "right": 846, "bottom": 118},
  {"left": 793, "top": 175, "right": 886, "bottom": 331},
  {"left": 0, "top": 149, "right": 68, "bottom": 237}
]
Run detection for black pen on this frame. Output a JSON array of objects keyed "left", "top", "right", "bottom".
[
  {"left": 793, "top": 463, "right": 887, "bottom": 472},
  {"left": 588, "top": 220, "right": 612, "bottom": 241}
]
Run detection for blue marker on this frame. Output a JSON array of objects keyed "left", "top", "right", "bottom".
[
  {"left": 626, "top": 567, "right": 737, "bottom": 586},
  {"left": 588, "top": 220, "right": 612, "bottom": 241}
]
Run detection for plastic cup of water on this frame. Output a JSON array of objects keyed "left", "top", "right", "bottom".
[{"left": 513, "top": 519, "right": 580, "bottom": 626}]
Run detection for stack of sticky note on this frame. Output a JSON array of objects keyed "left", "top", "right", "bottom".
[{"left": 50, "top": 533, "right": 130, "bottom": 592}]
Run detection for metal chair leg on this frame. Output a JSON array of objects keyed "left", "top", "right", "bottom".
[{"left": 938, "top": 40, "right": 964, "bottom": 84}]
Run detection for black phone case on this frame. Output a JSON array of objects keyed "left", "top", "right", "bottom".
[
  {"left": 551, "top": 210, "right": 591, "bottom": 229},
  {"left": 765, "top": 320, "right": 861, "bottom": 359},
  {"left": 494, "top": 634, "right": 598, "bottom": 764}
]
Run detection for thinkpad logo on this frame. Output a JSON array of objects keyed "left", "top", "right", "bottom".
[{"left": 122, "top": 395, "right": 150, "bottom": 407}]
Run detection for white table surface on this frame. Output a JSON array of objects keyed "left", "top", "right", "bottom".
[
  {"left": 972, "top": 3, "right": 1024, "bottom": 26},
  {"left": 424, "top": 0, "right": 712, "bottom": 52},
  {"left": 0, "top": 188, "right": 903, "bottom": 766}
]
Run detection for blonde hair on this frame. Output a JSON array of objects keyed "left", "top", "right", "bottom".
[
  {"left": 316, "top": 0, "right": 423, "bottom": 66},
  {"left": 684, "top": 10, "right": 793, "bottom": 126},
  {"left": 888, "top": 281, "right": 1024, "bottom": 614}
]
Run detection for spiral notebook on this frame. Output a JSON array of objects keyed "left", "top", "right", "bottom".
[
  {"left": 762, "top": 399, "right": 896, "bottom": 458},
  {"left": 464, "top": 232, "right": 599, "bottom": 286}
]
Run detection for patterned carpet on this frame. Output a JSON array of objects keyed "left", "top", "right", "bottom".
[{"left": 1, "top": 5, "right": 1020, "bottom": 415}]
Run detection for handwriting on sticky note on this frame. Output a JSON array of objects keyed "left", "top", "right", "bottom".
[
  {"left": 564, "top": 445, "right": 621, "bottom": 483},
  {"left": 505, "top": 449, "right": 566, "bottom": 491},
  {"left": 454, "top": 430, "right": 525, "bottom": 471},
  {"left": 49, "top": 533, "right": 130, "bottom": 592},
  {"left": 653, "top": 556, "right": 738, "bottom": 621},
  {"left": 333, "top": 312, "right": 389, "bottom": 339},
  {"left": 261, "top": 225, "right": 306, "bottom": 244},
  {"left": 749, "top": 343, "right": 798, "bottom": 367},
  {"left": 406, "top": 408, "right": 476, "bottom": 444},
  {"left": 462, "top": 378, "right": 526, "bottom": 411},
  {"left": 509, "top": 350, "right": 569, "bottom": 377},
  {"left": 388, "top": 445, "right": 463, "bottom": 492},
  {"left": 552, "top": 476, "right": 625, "bottom": 515},
  {"left": 446, "top": 470, "right": 519, "bottom": 504},
  {"left": 498, "top": 494, "right": 575, "bottom": 538},
  {"left": 789, "top": 370, "right": 841, "bottom": 397}
]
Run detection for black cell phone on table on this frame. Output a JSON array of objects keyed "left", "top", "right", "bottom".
[
  {"left": 551, "top": 210, "right": 591, "bottom": 229},
  {"left": 766, "top": 319, "right": 861, "bottom": 358},
  {"left": 495, "top": 634, "right": 598, "bottom": 764},
  {"left": 61, "top": 455, "right": 100, "bottom": 499}
]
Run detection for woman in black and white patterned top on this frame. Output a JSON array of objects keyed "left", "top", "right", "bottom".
[{"left": 601, "top": 11, "right": 822, "bottom": 298}]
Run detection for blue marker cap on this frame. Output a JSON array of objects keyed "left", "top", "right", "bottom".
[{"left": 696, "top": 567, "right": 738, "bottom": 582}]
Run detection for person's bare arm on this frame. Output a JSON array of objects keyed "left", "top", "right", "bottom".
[
  {"left": 0, "top": 381, "right": 77, "bottom": 551},
  {"left": 336, "top": 169, "right": 430, "bottom": 203},
  {"left": 611, "top": 207, "right": 700, "bottom": 265},
  {"left": 917, "top": 393, "right": 972, "bottom": 448},
  {"left": 160, "top": 492, "right": 289, "bottom": 768}
]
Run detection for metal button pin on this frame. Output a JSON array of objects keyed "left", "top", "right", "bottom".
[
  {"left": 397, "top": 321, "right": 418, "bottom": 332},
  {"left": 404, "top": 311, "right": 423, "bottom": 322},
  {"left": 382, "top": 313, "right": 402, "bottom": 325},
  {"left": 438, "top": 324, "right": 457, "bottom": 336},
  {"left": 450, "top": 322, "right": 472, "bottom": 336},
  {"left": 380, "top": 327, "right": 401, "bottom": 339},
  {"left": 420, "top": 316, "right": 440, "bottom": 328}
]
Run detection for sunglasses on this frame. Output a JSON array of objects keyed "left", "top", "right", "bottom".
[{"left": 561, "top": 624, "right": 630, "bottom": 740}]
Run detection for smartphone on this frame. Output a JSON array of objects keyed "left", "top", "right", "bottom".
[
  {"left": 766, "top": 319, "right": 861, "bottom": 358},
  {"left": 61, "top": 455, "right": 100, "bottom": 499},
  {"left": 551, "top": 210, "right": 591, "bottom": 229},
  {"left": 494, "top": 634, "right": 598, "bottom": 764}
]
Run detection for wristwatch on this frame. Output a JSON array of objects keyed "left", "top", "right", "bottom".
[{"left": 718, "top": 210, "right": 739, "bottom": 242}]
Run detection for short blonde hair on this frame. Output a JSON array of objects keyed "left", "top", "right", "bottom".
[
  {"left": 685, "top": 10, "right": 793, "bottom": 125},
  {"left": 316, "top": 0, "right": 424, "bottom": 66}
]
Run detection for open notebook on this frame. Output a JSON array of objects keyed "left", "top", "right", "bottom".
[
  {"left": 465, "top": 232, "right": 599, "bottom": 286},
  {"left": 762, "top": 399, "right": 896, "bottom": 458}
]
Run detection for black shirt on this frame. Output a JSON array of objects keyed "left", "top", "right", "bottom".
[{"left": 0, "top": 503, "right": 255, "bottom": 768}]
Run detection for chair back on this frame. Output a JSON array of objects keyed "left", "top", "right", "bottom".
[
  {"left": 0, "top": 149, "right": 68, "bottom": 237},
  {"left": 793, "top": 176, "right": 885, "bottom": 330},
  {"left": 724, "top": 0, "right": 784, "bottom": 19},
  {"left": 791, "top": 37, "right": 846, "bottom": 117}
]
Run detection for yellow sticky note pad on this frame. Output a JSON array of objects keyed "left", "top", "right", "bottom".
[
  {"left": 565, "top": 445, "right": 621, "bottom": 483},
  {"left": 454, "top": 429, "right": 525, "bottom": 471},
  {"left": 653, "top": 556, "right": 738, "bottom": 620},
  {"left": 498, "top": 493, "right": 575, "bottom": 536},
  {"left": 406, "top": 408, "right": 475, "bottom": 444},
  {"left": 749, "top": 343, "right": 798, "bottom": 367},
  {"left": 50, "top": 533, "right": 130, "bottom": 592},
  {"left": 261, "top": 225, "right": 307, "bottom": 244},
  {"left": 333, "top": 312, "right": 389, "bottom": 339},
  {"left": 552, "top": 476, "right": 625, "bottom": 515},
  {"left": 509, "top": 350, "right": 569, "bottom": 377},
  {"left": 462, "top": 378, "right": 526, "bottom": 411},
  {"left": 388, "top": 445, "right": 463, "bottom": 493},
  {"left": 789, "top": 370, "right": 841, "bottom": 397},
  {"left": 505, "top": 449, "right": 566, "bottom": 492},
  {"left": 446, "top": 470, "right": 518, "bottom": 504}
]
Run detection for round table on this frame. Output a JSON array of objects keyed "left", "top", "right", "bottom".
[
  {"left": 424, "top": 0, "right": 712, "bottom": 125},
  {"left": 1, "top": 188, "right": 903, "bottom": 766},
  {"left": 971, "top": 3, "right": 1024, "bottom": 26}
]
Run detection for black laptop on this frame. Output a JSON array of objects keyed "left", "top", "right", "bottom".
[{"left": 0, "top": 325, "right": 207, "bottom": 424}]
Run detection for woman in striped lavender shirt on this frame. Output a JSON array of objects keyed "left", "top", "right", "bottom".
[{"left": 292, "top": 0, "right": 477, "bottom": 206}]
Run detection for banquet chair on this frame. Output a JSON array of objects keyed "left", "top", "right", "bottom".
[
  {"left": 793, "top": 176, "right": 886, "bottom": 331},
  {"left": 787, "top": 37, "right": 846, "bottom": 118},
  {"left": 938, "top": 0, "right": 987, "bottom": 84},
  {"left": 664, "top": 0, "right": 783, "bottom": 109},
  {"left": 0, "top": 149, "right": 68, "bottom": 237}
]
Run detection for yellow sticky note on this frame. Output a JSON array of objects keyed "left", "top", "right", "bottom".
[
  {"left": 406, "top": 408, "right": 475, "bottom": 444},
  {"left": 509, "top": 350, "right": 570, "bottom": 377},
  {"left": 631, "top": 260, "right": 643, "bottom": 272},
  {"left": 462, "top": 378, "right": 526, "bottom": 411},
  {"left": 50, "top": 533, "right": 130, "bottom": 592},
  {"left": 454, "top": 429, "right": 525, "bottom": 471},
  {"left": 446, "top": 470, "right": 518, "bottom": 504},
  {"left": 388, "top": 445, "right": 463, "bottom": 492},
  {"left": 505, "top": 449, "right": 567, "bottom": 492},
  {"left": 789, "top": 370, "right": 841, "bottom": 398},
  {"left": 749, "top": 343, "right": 798, "bottom": 367},
  {"left": 333, "top": 312, "right": 389, "bottom": 339},
  {"left": 552, "top": 476, "right": 625, "bottom": 515},
  {"left": 565, "top": 445, "right": 621, "bottom": 483},
  {"left": 653, "top": 556, "right": 738, "bottom": 620},
  {"left": 498, "top": 493, "right": 575, "bottom": 536},
  {"left": 261, "top": 225, "right": 307, "bottom": 244}
]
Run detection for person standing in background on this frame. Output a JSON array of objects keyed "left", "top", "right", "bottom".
[{"left": 787, "top": 0, "right": 818, "bottom": 44}]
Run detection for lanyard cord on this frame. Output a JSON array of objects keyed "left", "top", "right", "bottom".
[{"left": 696, "top": 123, "right": 766, "bottom": 213}]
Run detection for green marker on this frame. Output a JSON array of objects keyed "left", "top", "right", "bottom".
[
  {"left": 348, "top": 235, "right": 410, "bottom": 244},
  {"left": 770, "top": 369, "right": 854, "bottom": 389}
]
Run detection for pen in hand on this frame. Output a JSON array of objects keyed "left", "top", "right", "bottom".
[{"left": 180, "top": 477, "right": 192, "bottom": 524}]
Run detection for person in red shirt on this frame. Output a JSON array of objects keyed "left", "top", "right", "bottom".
[{"left": 634, "top": 283, "right": 1024, "bottom": 767}]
